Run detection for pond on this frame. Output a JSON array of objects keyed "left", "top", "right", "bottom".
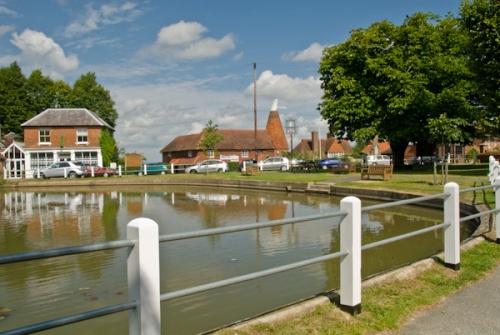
[{"left": 0, "top": 186, "right": 475, "bottom": 334}]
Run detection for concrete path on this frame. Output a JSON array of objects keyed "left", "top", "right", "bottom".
[{"left": 393, "top": 264, "right": 500, "bottom": 335}]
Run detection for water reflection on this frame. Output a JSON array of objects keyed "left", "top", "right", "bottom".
[{"left": 0, "top": 187, "right": 471, "bottom": 335}]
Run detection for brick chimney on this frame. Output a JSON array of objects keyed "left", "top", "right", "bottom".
[{"left": 312, "top": 130, "right": 319, "bottom": 154}]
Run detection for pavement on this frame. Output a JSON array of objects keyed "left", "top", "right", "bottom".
[{"left": 392, "top": 262, "right": 500, "bottom": 335}]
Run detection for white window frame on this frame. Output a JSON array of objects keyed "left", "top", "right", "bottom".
[
  {"left": 188, "top": 150, "right": 193, "bottom": 158},
  {"left": 77, "top": 128, "right": 88, "bottom": 144},
  {"left": 207, "top": 150, "right": 214, "bottom": 158},
  {"left": 39, "top": 128, "right": 50, "bottom": 145},
  {"left": 241, "top": 150, "right": 249, "bottom": 158}
]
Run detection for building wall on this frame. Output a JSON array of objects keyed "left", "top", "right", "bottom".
[{"left": 24, "top": 127, "right": 102, "bottom": 148}]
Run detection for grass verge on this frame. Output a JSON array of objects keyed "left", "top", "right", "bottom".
[{"left": 214, "top": 240, "right": 500, "bottom": 335}]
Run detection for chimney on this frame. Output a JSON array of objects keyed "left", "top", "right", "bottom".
[{"left": 312, "top": 130, "right": 319, "bottom": 154}]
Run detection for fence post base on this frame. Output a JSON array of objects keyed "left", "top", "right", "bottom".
[{"left": 340, "top": 304, "right": 361, "bottom": 315}]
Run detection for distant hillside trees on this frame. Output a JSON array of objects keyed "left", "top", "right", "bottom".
[{"left": 0, "top": 62, "right": 118, "bottom": 135}]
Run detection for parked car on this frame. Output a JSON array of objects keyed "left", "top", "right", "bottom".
[
  {"left": 420, "top": 156, "right": 442, "bottom": 164},
  {"left": 85, "top": 165, "right": 115, "bottom": 177},
  {"left": 134, "top": 163, "right": 168, "bottom": 176},
  {"left": 317, "top": 158, "right": 345, "bottom": 170},
  {"left": 258, "top": 157, "right": 289, "bottom": 171},
  {"left": 238, "top": 159, "right": 257, "bottom": 172},
  {"left": 363, "top": 155, "right": 391, "bottom": 167},
  {"left": 404, "top": 156, "right": 421, "bottom": 165},
  {"left": 185, "top": 159, "right": 228, "bottom": 173},
  {"left": 35, "top": 161, "right": 85, "bottom": 179}
]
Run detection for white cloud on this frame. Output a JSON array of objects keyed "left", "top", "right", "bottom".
[
  {"left": 64, "top": 2, "right": 143, "bottom": 36},
  {"left": 142, "top": 20, "right": 236, "bottom": 61},
  {"left": 0, "top": 4, "right": 18, "bottom": 17},
  {"left": 246, "top": 70, "right": 322, "bottom": 102},
  {"left": 0, "top": 25, "right": 15, "bottom": 37},
  {"left": 282, "top": 42, "right": 328, "bottom": 62},
  {"left": 10, "top": 29, "right": 79, "bottom": 79}
]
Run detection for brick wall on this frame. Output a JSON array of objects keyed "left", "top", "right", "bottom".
[{"left": 23, "top": 127, "right": 102, "bottom": 148}]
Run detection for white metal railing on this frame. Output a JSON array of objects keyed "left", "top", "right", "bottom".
[{"left": 1, "top": 181, "right": 499, "bottom": 335}]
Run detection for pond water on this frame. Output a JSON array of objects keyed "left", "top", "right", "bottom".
[{"left": 0, "top": 186, "right": 475, "bottom": 334}]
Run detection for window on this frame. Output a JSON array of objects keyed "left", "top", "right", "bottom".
[
  {"left": 39, "top": 129, "right": 50, "bottom": 144},
  {"left": 75, "top": 151, "right": 98, "bottom": 166},
  {"left": 241, "top": 150, "right": 249, "bottom": 158},
  {"left": 188, "top": 150, "right": 193, "bottom": 158},
  {"left": 30, "top": 152, "right": 54, "bottom": 170},
  {"left": 207, "top": 150, "right": 214, "bottom": 158},
  {"left": 77, "top": 128, "right": 88, "bottom": 143}
]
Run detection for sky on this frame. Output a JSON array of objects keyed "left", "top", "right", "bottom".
[{"left": 0, "top": 0, "right": 463, "bottom": 161}]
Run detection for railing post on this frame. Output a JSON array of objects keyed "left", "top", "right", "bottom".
[
  {"left": 495, "top": 177, "right": 500, "bottom": 243},
  {"left": 339, "top": 196, "right": 362, "bottom": 315},
  {"left": 127, "top": 218, "right": 161, "bottom": 335},
  {"left": 444, "top": 182, "right": 460, "bottom": 270}
]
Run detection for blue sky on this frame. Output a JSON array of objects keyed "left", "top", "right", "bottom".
[{"left": 0, "top": 0, "right": 462, "bottom": 161}]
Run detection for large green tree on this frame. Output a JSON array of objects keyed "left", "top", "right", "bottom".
[
  {"left": 0, "top": 62, "right": 29, "bottom": 135},
  {"left": 318, "top": 13, "right": 476, "bottom": 167},
  {"left": 69, "top": 72, "right": 118, "bottom": 128},
  {"left": 25, "top": 69, "right": 56, "bottom": 117},
  {"left": 460, "top": 0, "right": 500, "bottom": 137}
]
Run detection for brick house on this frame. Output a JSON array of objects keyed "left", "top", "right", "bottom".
[
  {"left": 160, "top": 100, "right": 288, "bottom": 166},
  {"left": 0, "top": 108, "right": 114, "bottom": 179},
  {"left": 293, "top": 130, "right": 352, "bottom": 160}
]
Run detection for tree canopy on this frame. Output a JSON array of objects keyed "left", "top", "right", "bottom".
[
  {"left": 318, "top": 12, "right": 477, "bottom": 167},
  {"left": 460, "top": 0, "right": 500, "bottom": 137},
  {"left": 0, "top": 63, "right": 118, "bottom": 135}
]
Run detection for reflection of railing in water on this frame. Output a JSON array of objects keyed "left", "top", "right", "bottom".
[{"left": 0, "top": 182, "right": 499, "bottom": 335}]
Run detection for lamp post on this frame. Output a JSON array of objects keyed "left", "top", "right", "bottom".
[{"left": 285, "top": 118, "right": 296, "bottom": 160}]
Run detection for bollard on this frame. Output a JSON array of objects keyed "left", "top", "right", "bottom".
[
  {"left": 495, "top": 177, "right": 500, "bottom": 244},
  {"left": 127, "top": 218, "right": 160, "bottom": 335},
  {"left": 444, "top": 182, "right": 460, "bottom": 270},
  {"left": 339, "top": 196, "right": 362, "bottom": 315}
]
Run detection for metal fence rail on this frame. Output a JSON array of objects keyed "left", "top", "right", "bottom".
[{"left": 1, "top": 181, "right": 499, "bottom": 335}]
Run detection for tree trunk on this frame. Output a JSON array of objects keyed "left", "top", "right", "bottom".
[{"left": 389, "top": 141, "right": 408, "bottom": 170}]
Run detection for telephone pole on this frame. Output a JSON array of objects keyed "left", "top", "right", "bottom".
[{"left": 254, "top": 62, "right": 257, "bottom": 160}]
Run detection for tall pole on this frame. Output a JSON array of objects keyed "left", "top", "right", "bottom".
[{"left": 254, "top": 62, "right": 257, "bottom": 160}]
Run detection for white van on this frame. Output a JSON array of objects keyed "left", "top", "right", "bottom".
[{"left": 363, "top": 155, "right": 391, "bottom": 167}]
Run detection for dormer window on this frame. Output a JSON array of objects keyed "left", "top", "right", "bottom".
[
  {"left": 77, "top": 128, "right": 88, "bottom": 144},
  {"left": 39, "top": 128, "right": 50, "bottom": 144}
]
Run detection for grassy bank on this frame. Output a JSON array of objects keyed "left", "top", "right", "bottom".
[{"left": 214, "top": 241, "right": 500, "bottom": 335}]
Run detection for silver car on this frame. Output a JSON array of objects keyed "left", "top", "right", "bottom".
[
  {"left": 258, "top": 157, "right": 290, "bottom": 171},
  {"left": 36, "top": 161, "right": 85, "bottom": 179},
  {"left": 185, "top": 159, "right": 228, "bottom": 173}
]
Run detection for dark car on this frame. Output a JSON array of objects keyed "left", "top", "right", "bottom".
[
  {"left": 134, "top": 163, "right": 168, "bottom": 176},
  {"left": 238, "top": 159, "right": 257, "bottom": 172},
  {"left": 317, "top": 158, "right": 344, "bottom": 170},
  {"left": 420, "top": 156, "right": 442, "bottom": 164},
  {"left": 85, "top": 166, "right": 115, "bottom": 177}
]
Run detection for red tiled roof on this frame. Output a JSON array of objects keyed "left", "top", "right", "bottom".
[{"left": 160, "top": 129, "right": 275, "bottom": 152}]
